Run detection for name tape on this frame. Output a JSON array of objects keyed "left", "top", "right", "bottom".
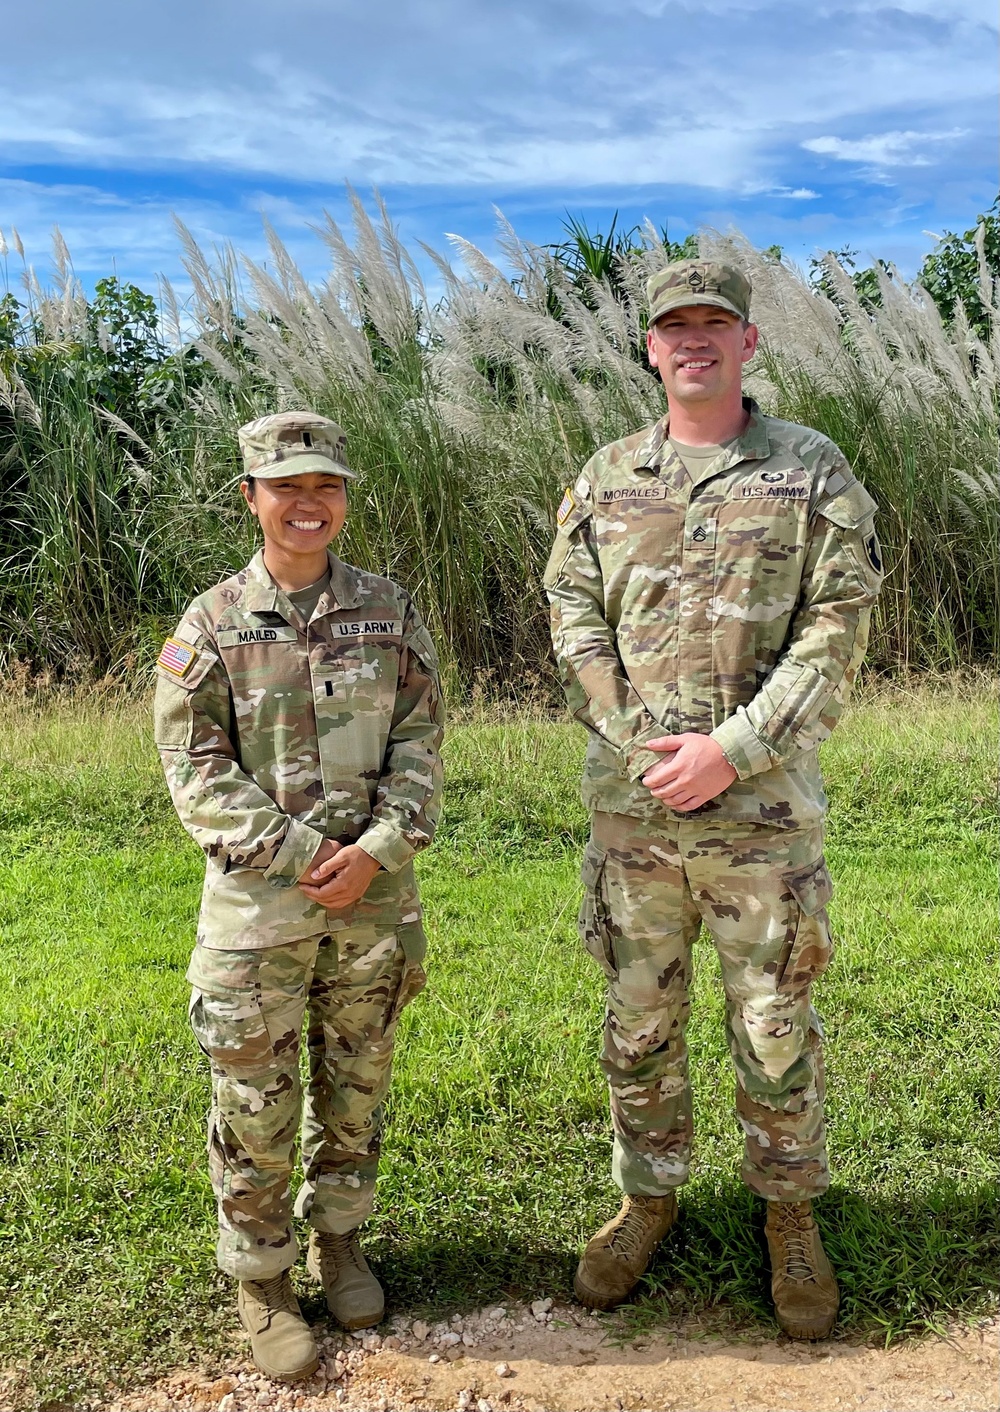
[
  {"left": 597, "top": 485, "right": 667, "bottom": 504},
  {"left": 217, "top": 626, "right": 299, "bottom": 647}
]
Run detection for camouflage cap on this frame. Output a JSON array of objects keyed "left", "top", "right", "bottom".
[
  {"left": 238, "top": 410, "right": 358, "bottom": 481},
  {"left": 647, "top": 260, "right": 752, "bottom": 325}
]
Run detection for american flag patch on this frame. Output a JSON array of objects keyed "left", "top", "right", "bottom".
[
  {"left": 556, "top": 487, "right": 575, "bottom": 526},
  {"left": 157, "top": 637, "right": 196, "bottom": 677}
]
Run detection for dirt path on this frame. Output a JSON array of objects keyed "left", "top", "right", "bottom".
[{"left": 93, "top": 1304, "right": 997, "bottom": 1412}]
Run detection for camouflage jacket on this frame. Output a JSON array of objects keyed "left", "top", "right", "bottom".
[
  {"left": 154, "top": 550, "right": 444, "bottom": 949},
  {"left": 544, "top": 400, "right": 883, "bottom": 828}
]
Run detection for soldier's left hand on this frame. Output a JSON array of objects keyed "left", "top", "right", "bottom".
[
  {"left": 642, "top": 734, "right": 738, "bottom": 811},
  {"left": 298, "top": 844, "right": 383, "bottom": 909}
]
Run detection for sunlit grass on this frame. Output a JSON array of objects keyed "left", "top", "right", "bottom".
[{"left": 0, "top": 680, "right": 996, "bottom": 1406}]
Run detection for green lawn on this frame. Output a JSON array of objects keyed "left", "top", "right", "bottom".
[{"left": 0, "top": 681, "right": 996, "bottom": 1406}]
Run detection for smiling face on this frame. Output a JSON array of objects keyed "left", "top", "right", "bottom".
[
  {"left": 240, "top": 470, "right": 348, "bottom": 561},
  {"left": 647, "top": 304, "right": 758, "bottom": 409}
]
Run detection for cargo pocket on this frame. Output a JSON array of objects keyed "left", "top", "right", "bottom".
[
  {"left": 579, "top": 841, "right": 617, "bottom": 979},
  {"left": 186, "top": 950, "right": 274, "bottom": 1071},
  {"left": 778, "top": 858, "right": 835, "bottom": 993},
  {"left": 386, "top": 919, "right": 428, "bottom": 1029}
]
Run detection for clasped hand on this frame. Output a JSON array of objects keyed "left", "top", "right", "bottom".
[
  {"left": 641, "top": 733, "right": 738, "bottom": 811},
  {"left": 298, "top": 839, "right": 382, "bottom": 909}
]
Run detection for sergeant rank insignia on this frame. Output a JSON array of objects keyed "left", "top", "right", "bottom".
[
  {"left": 157, "top": 637, "right": 196, "bottom": 678},
  {"left": 556, "top": 487, "right": 575, "bottom": 526}
]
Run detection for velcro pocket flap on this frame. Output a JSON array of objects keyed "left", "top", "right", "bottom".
[
  {"left": 785, "top": 857, "right": 834, "bottom": 916},
  {"left": 816, "top": 478, "right": 878, "bottom": 530}
]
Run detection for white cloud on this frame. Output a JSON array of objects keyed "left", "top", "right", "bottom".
[
  {"left": 803, "top": 128, "right": 967, "bottom": 167},
  {"left": 0, "top": 0, "right": 993, "bottom": 194},
  {"left": 0, "top": 0, "right": 993, "bottom": 291}
]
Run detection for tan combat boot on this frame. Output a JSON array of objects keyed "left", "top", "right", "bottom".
[
  {"left": 307, "top": 1229, "right": 385, "bottom": 1329},
  {"left": 237, "top": 1272, "right": 319, "bottom": 1381},
  {"left": 573, "top": 1193, "right": 678, "bottom": 1310},
  {"left": 765, "top": 1200, "right": 839, "bottom": 1340}
]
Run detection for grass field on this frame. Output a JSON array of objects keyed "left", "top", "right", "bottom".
[{"left": 0, "top": 679, "right": 996, "bottom": 1407}]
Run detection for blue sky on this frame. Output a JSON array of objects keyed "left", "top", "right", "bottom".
[{"left": 1, "top": 0, "right": 996, "bottom": 299}]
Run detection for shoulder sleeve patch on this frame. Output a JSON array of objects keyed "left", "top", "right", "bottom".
[
  {"left": 155, "top": 638, "right": 220, "bottom": 691},
  {"left": 556, "top": 488, "right": 576, "bottom": 526},
  {"left": 157, "top": 638, "right": 197, "bottom": 678}
]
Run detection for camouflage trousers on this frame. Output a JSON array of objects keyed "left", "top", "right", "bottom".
[
  {"left": 580, "top": 811, "right": 835, "bottom": 1202},
  {"left": 187, "top": 925, "right": 424, "bottom": 1279}
]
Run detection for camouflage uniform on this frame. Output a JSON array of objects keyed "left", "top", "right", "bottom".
[
  {"left": 155, "top": 533, "right": 443, "bottom": 1279},
  {"left": 545, "top": 357, "right": 883, "bottom": 1200}
]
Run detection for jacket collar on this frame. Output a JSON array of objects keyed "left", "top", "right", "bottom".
[
  {"left": 241, "top": 549, "right": 364, "bottom": 619},
  {"left": 634, "top": 396, "right": 771, "bottom": 488}
]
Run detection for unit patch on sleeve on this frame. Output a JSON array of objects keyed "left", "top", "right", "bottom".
[
  {"left": 157, "top": 638, "right": 197, "bottom": 678},
  {"left": 556, "top": 488, "right": 576, "bottom": 526}
]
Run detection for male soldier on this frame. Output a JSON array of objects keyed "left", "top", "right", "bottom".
[
  {"left": 545, "top": 260, "right": 883, "bottom": 1338},
  {"left": 154, "top": 412, "right": 443, "bottom": 1381}
]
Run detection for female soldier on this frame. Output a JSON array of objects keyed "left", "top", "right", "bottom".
[{"left": 154, "top": 411, "right": 443, "bottom": 1382}]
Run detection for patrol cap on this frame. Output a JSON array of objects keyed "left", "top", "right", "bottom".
[
  {"left": 238, "top": 410, "right": 358, "bottom": 481},
  {"left": 647, "top": 259, "right": 752, "bottom": 325}
]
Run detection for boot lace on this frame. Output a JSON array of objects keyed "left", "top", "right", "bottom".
[
  {"left": 773, "top": 1204, "right": 817, "bottom": 1283},
  {"left": 609, "top": 1198, "right": 662, "bottom": 1262},
  {"left": 314, "top": 1230, "right": 365, "bottom": 1270},
  {"left": 248, "top": 1272, "right": 297, "bottom": 1320}
]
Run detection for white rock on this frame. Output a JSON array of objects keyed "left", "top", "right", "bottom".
[
  {"left": 255, "top": 1395, "right": 272, "bottom": 1407},
  {"left": 451, "top": 1314, "right": 465, "bottom": 1330},
  {"left": 361, "top": 1332, "right": 382, "bottom": 1352},
  {"left": 411, "top": 1320, "right": 430, "bottom": 1342},
  {"left": 462, "top": 1331, "right": 477, "bottom": 1347},
  {"left": 382, "top": 1334, "right": 402, "bottom": 1351},
  {"left": 437, "top": 1330, "right": 462, "bottom": 1347},
  {"left": 457, "top": 1391, "right": 473, "bottom": 1411},
  {"left": 218, "top": 1397, "right": 236, "bottom": 1412},
  {"left": 495, "top": 1362, "right": 513, "bottom": 1378},
  {"left": 530, "top": 1298, "right": 553, "bottom": 1321},
  {"left": 428, "top": 1353, "right": 441, "bottom": 1364},
  {"left": 477, "top": 1400, "right": 493, "bottom": 1412}
]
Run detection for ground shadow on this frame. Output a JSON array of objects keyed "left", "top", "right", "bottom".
[{"left": 357, "top": 1177, "right": 998, "bottom": 1345}]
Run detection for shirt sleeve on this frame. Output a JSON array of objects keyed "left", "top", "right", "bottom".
[
  {"left": 356, "top": 599, "right": 446, "bottom": 874},
  {"left": 543, "top": 478, "right": 667, "bottom": 783},
  {"left": 153, "top": 612, "right": 324, "bottom": 885},
  {"left": 710, "top": 466, "right": 884, "bottom": 778}
]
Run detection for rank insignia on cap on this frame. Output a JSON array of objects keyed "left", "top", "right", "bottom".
[
  {"left": 157, "top": 637, "right": 197, "bottom": 677},
  {"left": 556, "top": 488, "right": 575, "bottom": 526}
]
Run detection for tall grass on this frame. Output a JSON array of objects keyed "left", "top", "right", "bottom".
[{"left": 0, "top": 195, "right": 996, "bottom": 683}]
